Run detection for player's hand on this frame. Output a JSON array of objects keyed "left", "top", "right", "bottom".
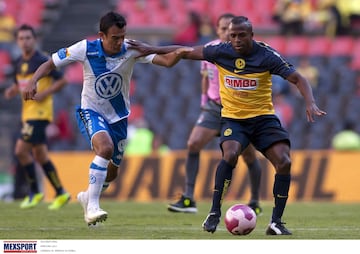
[
  {"left": 33, "top": 92, "right": 47, "bottom": 102},
  {"left": 127, "top": 39, "right": 154, "bottom": 57},
  {"left": 4, "top": 85, "right": 18, "bottom": 99},
  {"left": 22, "top": 82, "right": 37, "bottom": 101},
  {"left": 306, "top": 102, "right": 326, "bottom": 122}
]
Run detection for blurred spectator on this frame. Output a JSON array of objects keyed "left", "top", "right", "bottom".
[
  {"left": 126, "top": 117, "right": 170, "bottom": 156},
  {"left": 306, "top": 0, "right": 350, "bottom": 37},
  {"left": 273, "top": 92, "right": 294, "bottom": 129},
  {"left": 0, "top": 0, "right": 17, "bottom": 57},
  {"left": 272, "top": 0, "right": 312, "bottom": 36},
  {"left": 332, "top": 121, "right": 360, "bottom": 150},
  {"left": 272, "top": 75, "right": 290, "bottom": 95},
  {"left": 46, "top": 109, "right": 75, "bottom": 150},
  {"left": 297, "top": 58, "right": 319, "bottom": 89},
  {"left": 172, "top": 11, "right": 202, "bottom": 45},
  {"left": 152, "top": 133, "right": 170, "bottom": 155},
  {"left": 292, "top": 57, "right": 319, "bottom": 97},
  {"left": 198, "top": 14, "right": 216, "bottom": 44}
]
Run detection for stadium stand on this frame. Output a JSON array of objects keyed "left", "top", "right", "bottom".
[
  {"left": 0, "top": 50, "right": 11, "bottom": 84},
  {"left": 1, "top": 0, "right": 360, "bottom": 152}
]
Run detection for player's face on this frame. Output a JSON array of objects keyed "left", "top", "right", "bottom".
[
  {"left": 216, "top": 17, "right": 233, "bottom": 42},
  {"left": 17, "top": 30, "right": 36, "bottom": 55},
  {"left": 100, "top": 24, "right": 126, "bottom": 55},
  {"left": 228, "top": 23, "right": 253, "bottom": 55}
]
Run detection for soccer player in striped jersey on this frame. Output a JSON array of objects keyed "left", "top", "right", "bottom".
[
  {"left": 4, "top": 24, "right": 71, "bottom": 210},
  {"left": 167, "top": 13, "right": 263, "bottom": 216},
  {"left": 21, "top": 11, "right": 192, "bottom": 226},
  {"left": 130, "top": 16, "right": 326, "bottom": 235}
]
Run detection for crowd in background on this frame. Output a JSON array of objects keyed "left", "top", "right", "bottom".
[{"left": 0, "top": 0, "right": 359, "bottom": 162}]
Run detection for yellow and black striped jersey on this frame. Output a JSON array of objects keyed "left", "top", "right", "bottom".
[
  {"left": 203, "top": 40, "right": 296, "bottom": 119},
  {"left": 13, "top": 50, "right": 63, "bottom": 122}
]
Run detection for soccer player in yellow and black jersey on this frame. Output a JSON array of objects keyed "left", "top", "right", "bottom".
[
  {"left": 4, "top": 24, "right": 70, "bottom": 210},
  {"left": 129, "top": 16, "right": 326, "bottom": 235}
]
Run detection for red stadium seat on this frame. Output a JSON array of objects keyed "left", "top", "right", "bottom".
[
  {"left": 16, "top": 0, "right": 44, "bottom": 28},
  {"left": 64, "top": 62, "right": 83, "bottom": 85},
  {"left": 185, "top": 0, "right": 210, "bottom": 13},
  {"left": 4, "top": 0, "right": 20, "bottom": 18},
  {"left": 0, "top": 50, "right": 11, "bottom": 83},
  {"left": 284, "top": 36, "right": 310, "bottom": 56},
  {"left": 307, "top": 36, "right": 332, "bottom": 56},
  {"left": 328, "top": 36, "right": 354, "bottom": 56},
  {"left": 350, "top": 38, "right": 360, "bottom": 70},
  {"left": 261, "top": 36, "right": 286, "bottom": 55}
]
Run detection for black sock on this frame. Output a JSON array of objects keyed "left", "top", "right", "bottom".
[
  {"left": 184, "top": 152, "right": 200, "bottom": 199},
  {"left": 23, "top": 163, "right": 39, "bottom": 194},
  {"left": 272, "top": 174, "right": 291, "bottom": 223},
  {"left": 210, "top": 159, "right": 234, "bottom": 216},
  {"left": 42, "top": 160, "right": 64, "bottom": 196},
  {"left": 247, "top": 159, "right": 261, "bottom": 204}
]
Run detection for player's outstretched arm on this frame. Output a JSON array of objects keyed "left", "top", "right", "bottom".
[
  {"left": 128, "top": 40, "right": 205, "bottom": 61},
  {"left": 152, "top": 47, "right": 194, "bottom": 67},
  {"left": 286, "top": 71, "right": 326, "bottom": 122},
  {"left": 128, "top": 39, "right": 183, "bottom": 57},
  {"left": 22, "top": 59, "right": 57, "bottom": 100}
]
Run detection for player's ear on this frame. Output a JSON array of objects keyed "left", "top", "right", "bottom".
[{"left": 98, "top": 31, "right": 105, "bottom": 41}]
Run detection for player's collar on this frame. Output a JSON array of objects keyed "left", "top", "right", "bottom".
[{"left": 97, "top": 39, "right": 126, "bottom": 58}]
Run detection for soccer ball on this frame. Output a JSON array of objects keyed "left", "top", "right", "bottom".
[{"left": 224, "top": 204, "right": 257, "bottom": 235}]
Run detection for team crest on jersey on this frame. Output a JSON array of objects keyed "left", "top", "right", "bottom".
[
  {"left": 20, "top": 63, "right": 28, "bottom": 74},
  {"left": 234, "top": 58, "right": 245, "bottom": 73},
  {"left": 57, "top": 48, "right": 70, "bottom": 59},
  {"left": 95, "top": 73, "right": 123, "bottom": 99},
  {"left": 224, "top": 128, "right": 232, "bottom": 136}
]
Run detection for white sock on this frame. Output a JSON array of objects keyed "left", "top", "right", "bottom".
[{"left": 87, "top": 156, "right": 109, "bottom": 210}]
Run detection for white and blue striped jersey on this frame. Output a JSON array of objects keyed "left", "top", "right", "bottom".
[{"left": 52, "top": 38, "right": 155, "bottom": 124}]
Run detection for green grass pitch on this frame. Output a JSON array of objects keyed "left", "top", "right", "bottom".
[{"left": 0, "top": 200, "right": 359, "bottom": 240}]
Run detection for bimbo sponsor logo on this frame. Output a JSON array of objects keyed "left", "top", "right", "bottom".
[
  {"left": 224, "top": 76, "right": 258, "bottom": 90},
  {"left": 3, "top": 241, "right": 37, "bottom": 253}
]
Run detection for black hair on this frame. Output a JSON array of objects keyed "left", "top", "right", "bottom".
[
  {"left": 99, "top": 11, "right": 127, "bottom": 34},
  {"left": 217, "top": 13, "right": 235, "bottom": 26},
  {"left": 16, "top": 24, "right": 36, "bottom": 38},
  {"left": 231, "top": 16, "right": 253, "bottom": 31}
]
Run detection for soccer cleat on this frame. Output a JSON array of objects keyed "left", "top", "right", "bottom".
[
  {"left": 86, "top": 207, "right": 108, "bottom": 225},
  {"left": 48, "top": 192, "right": 71, "bottom": 210},
  {"left": 266, "top": 222, "right": 292, "bottom": 235},
  {"left": 202, "top": 212, "right": 220, "bottom": 233},
  {"left": 248, "top": 202, "right": 263, "bottom": 216},
  {"left": 167, "top": 195, "right": 198, "bottom": 213},
  {"left": 77, "top": 191, "right": 91, "bottom": 225},
  {"left": 77, "top": 191, "right": 107, "bottom": 226},
  {"left": 20, "top": 193, "right": 44, "bottom": 209}
]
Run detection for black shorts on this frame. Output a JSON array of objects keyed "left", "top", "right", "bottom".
[
  {"left": 220, "top": 115, "right": 290, "bottom": 154},
  {"left": 20, "top": 120, "right": 49, "bottom": 144},
  {"left": 195, "top": 100, "right": 222, "bottom": 134}
]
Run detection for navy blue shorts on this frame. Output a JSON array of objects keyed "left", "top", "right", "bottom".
[
  {"left": 220, "top": 115, "right": 290, "bottom": 154},
  {"left": 20, "top": 120, "right": 49, "bottom": 144}
]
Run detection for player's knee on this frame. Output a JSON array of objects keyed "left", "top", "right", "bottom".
[
  {"left": 223, "top": 151, "right": 239, "bottom": 167},
  {"left": 97, "top": 144, "right": 114, "bottom": 159},
  {"left": 276, "top": 155, "right": 291, "bottom": 175},
  {"left": 187, "top": 139, "right": 202, "bottom": 153}
]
